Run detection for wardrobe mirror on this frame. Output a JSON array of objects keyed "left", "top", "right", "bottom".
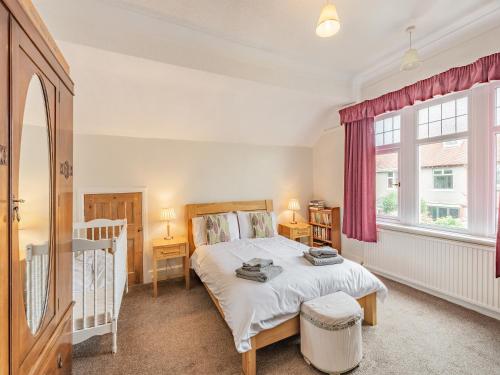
[{"left": 18, "top": 74, "right": 51, "bottom": 335}]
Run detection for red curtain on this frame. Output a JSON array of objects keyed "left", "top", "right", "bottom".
[
  {"left": 342, "top": 118, "right": 377, "bottom": 242},
  {"left": 339, "top": 52, "right": 500, "bottom": 124},
  {"left": 339, "top": 52, "right": 500, "bottom": 254}
]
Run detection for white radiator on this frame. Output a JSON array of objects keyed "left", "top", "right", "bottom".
[{"left": 363, "top": 228, "right": 500, "bottom": 320}]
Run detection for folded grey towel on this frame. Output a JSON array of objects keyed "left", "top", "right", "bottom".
[
  {"left": 309, "top": 247, "right": 338, "bottom": 258},
  {"left": 235, "top": 265, "right": 283, "bottom": 282},
  {"left": 242, "top": 258, "right": 274, "bottom": 271},
  {"left": 303, "top": 251, "right": 344, "bottom": 266}
]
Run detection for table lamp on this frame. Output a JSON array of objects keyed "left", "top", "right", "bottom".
[
  {"left": 288, "top": 199, "right": 300, "bottom": 224},
  {"left": 160, "top": 207, "right": 176, "bottom": 240}
]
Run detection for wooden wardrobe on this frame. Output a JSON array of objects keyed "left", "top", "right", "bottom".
[{"left": 0, "top": 1, "right": 74, "bottom": 374}]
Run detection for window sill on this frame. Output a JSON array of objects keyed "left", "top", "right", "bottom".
[{"left": 376, "top": 222, "right": 496, "bottom": 247}]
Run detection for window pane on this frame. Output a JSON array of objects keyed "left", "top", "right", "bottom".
[
  {"left": 419, "top": 108, "right": 428, "bottom": 124},
  {"left": 442, "top": 118, "right": 455, "bottom": 135},
  {"left": 376, "top": 121, "right": 384, "bottom": 134},
  {"left": 376, "top": 152, "right": 398, "bottom": 217},
  {"left": 429, "top": 121, "right": 441, "bottom": 137},
  {"left": 456, "top": 115, "right": 467, "bottom": 133},
  {"left": 497, "top": 107, "right": 500, "bottom": 127},
  {"left": 456, "top": 97, "right": 468, "bottom": 116},
  {"left": 393, "top": 116, "right": 401, "bottom": 130},
  {"left": 419, "top": 140, "right": 467, "bottom": 229},
  {"left": 497, "top": 88, "right": 500, "bottom": 107},
  {"left": 393, "top": 129, "right": 400, "bottom": 143},
  {"left": 429, "top": 105, "right": 441, "bottom": 122},
  {"left": 496, "top": 134, "right": 500, "bottom": 226},
  {"left": 384, "top": 118, "right": 393, "bottom": 131},
  {"left": 376, "top": 133, "right": 383, "bottom": 146},
  {"left": 442, "top": 100, "right": 455, "bottom": 119},
  {"left": 419, "top": 124, "right": 428, "bottom": 139},
  {"left": 384, "top": 131, "right": 393, "bottom": 145}
]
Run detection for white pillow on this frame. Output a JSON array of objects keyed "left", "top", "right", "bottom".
[
  {"left": 237, "top": 211, "right": 277, "bottom": 239},
  {"left": 192, "top": 212, "right": 240, "bottom": 248}
]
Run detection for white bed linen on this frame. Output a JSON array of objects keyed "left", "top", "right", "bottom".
[{"left": 191, "top": 236, "right": 387, "bottom": 353}]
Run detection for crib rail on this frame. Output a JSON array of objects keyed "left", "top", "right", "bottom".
[
  {"left": 72, "top": 218, "right": 127, "bottom": 352},
  {"left": 24, "top": 243, "right": 49, "bottom": 334}
]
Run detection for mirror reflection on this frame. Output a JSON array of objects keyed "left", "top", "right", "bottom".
[{"left": 19, "top": 74, "right": 51, "bottom": 335}]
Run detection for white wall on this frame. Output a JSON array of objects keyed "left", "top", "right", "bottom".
[
  {"left": 74, "top": 134, "right": 312, "bottom": 283},
  {"left": 312, "top": 25, "right": 500, "bottom": 263},
  {"left": 57, "top": 40, "right": 333, "bottom": 284}
]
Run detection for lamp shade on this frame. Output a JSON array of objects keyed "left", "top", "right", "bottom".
[
  {"left": 288, "top": 199, "right": 300, "bottom": 211},
  {"left": 160, "top": 207, "right": 176, "bottom": 221},
  {"left": 316, "top": 3, "right": 340, "bottom": 38},
  {"left": 400, "top": 48, "right": 421, "bottom": 71}
]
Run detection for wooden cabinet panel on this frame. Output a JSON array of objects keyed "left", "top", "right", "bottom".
[
  {"left": 0, "top": 4, "right": 9, "bottom": 375},
  {"left": 56, "top": 84, "right": 73, "bottom": 319}
]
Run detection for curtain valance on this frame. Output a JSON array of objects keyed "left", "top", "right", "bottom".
[{"left": 339, "top": 52, "right": 500, "bottom": 124}]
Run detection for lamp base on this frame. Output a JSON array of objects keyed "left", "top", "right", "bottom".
[{"left": 164, "top": 236, "right": 173, "bottom": 241}]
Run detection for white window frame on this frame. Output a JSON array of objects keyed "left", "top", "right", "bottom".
[
  {"left": 376, "top": 84, "right": 499, "bottom": 239},
  {"left": 375, "top": 112, "right": 401, "bottom": 222},
  {"left": 414, "top": 93, "right": 469, "bottom": 234},
  {"left": 491, "top": 82, "right": 500, "bottom": 233}
]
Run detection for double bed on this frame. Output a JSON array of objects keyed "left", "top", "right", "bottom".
[{"left": 186, "top": 200, "right": 387, "bottom": 375}]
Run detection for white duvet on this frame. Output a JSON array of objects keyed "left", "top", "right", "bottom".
[{"left": 191, "top": 235, "right": 388, "bottom": 353}]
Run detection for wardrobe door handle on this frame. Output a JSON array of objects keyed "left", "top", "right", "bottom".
[{"left": 57, "top": 353, "right": 63, "bottom": 368}]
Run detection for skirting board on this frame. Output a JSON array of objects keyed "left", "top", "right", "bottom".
[{"left": 366, "top": 265, "right": 500, "bottom": 321}]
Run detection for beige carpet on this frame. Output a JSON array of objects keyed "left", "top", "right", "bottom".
[{"left": 73, "top": 276, "right": 500, "bottom": 375}]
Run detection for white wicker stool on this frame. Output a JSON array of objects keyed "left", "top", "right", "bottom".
[{"left": 300, "top": 291, "right": 363, "bottom": 374}]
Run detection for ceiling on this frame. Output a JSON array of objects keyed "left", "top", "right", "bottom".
[{"left": 33, "top": 0, "right": 500, "bottom": 101}]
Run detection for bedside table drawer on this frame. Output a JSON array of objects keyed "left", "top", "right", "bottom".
[
  {"left": 293, "top": 227, "right": 311, "bottom": 237},
  {"left": 155, "top": 245, "right": 186, "bottom": 259}
]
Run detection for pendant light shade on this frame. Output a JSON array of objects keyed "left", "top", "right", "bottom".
[
  {"left": 316, "top": 3, "right": 340, "bottom": 38},
  {"left": 400, "top": 26, "right": 421, "bottom": 71}
]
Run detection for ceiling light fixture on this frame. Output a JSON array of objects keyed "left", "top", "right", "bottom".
[
  {"left": 316, "top": 1, "right": 340, "bottom": 38},
  {"left": 400, "top": 26, "right": 421, "bottom": 71}
]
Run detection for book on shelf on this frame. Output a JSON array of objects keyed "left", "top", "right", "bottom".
[
  {"left": 309, "top": 200, "right": 326, "bottom": 210},
  {"left": 310, "top": 211, "right": 332, "bottom": 226}
]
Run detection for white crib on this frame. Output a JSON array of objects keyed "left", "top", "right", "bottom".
[{"left": 72, "top": 219, "right": 128, "bottom": 353}]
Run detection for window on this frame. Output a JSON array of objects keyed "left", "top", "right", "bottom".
[
  {"left": 375, "top": 115, "right": 400, "bottom": 146},
  {"left": 375, "top": 114, "right": 400, "bottom": 219},
  {"left": 428, "top": 206, "right": 460, "bottom": 220},
  {"left": 433, "top": 169, "right": 453, "bottom": 190},
  {"left": 418, "top": 97, "right": 467, "bottom": 139},
  {"left": 387, "top": 171, "right": 395, "bottom": 189},
  {"left": 419, "top": 139, "right": 467, "bottom": 229},
  {"left": 376, "top": 152, "right": 398, "bottom": 217},
  {"left": 375, "top": 85, "right": 499, "bottom": 237},
  {"left": 496, "top": 87, "right": 500, "bottom": 126}
]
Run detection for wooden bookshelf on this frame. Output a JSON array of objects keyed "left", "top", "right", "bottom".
[{"left": 308, "top": 206, "right": 341, "bottom": 253}]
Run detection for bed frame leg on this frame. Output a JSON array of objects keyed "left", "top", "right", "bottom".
[
  {"left": 242, "top": 337, "right": 256, "bottom": 375},
  {"left": 360, "top": 293, "right": 377, "bottom": 326},
  {"left": 112, "top": 319, "right": 118, "bottom": 354}
]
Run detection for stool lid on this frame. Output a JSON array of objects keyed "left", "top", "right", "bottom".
[{"left": 301, "top": 291, "right": 363, "bottom": 329}]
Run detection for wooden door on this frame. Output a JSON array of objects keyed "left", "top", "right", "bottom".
[
  {"left": 0, "top": 4, "right": 9, "bottom": 374},
  {"left": 84, "top": 193, "right": 143, "bottom": 284}
]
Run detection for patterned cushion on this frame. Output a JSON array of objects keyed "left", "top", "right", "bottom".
[
  {"left": 249, "top": 212, "right": 274, "bottom": 238},
  {"left": 205, "top": 214, "right": 230, "bottom": 245}
]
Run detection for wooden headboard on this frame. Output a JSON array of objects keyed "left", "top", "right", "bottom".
[{"left": 185, "top": 199, "right": 273, "bottom": 255}]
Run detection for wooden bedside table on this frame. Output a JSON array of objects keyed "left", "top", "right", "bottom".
[
  {"left": 278, "top": 223, "right": 313, "bottom": 247},
  {"left": 152, "top": 236, "right": 189, "bottom": 297}
]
